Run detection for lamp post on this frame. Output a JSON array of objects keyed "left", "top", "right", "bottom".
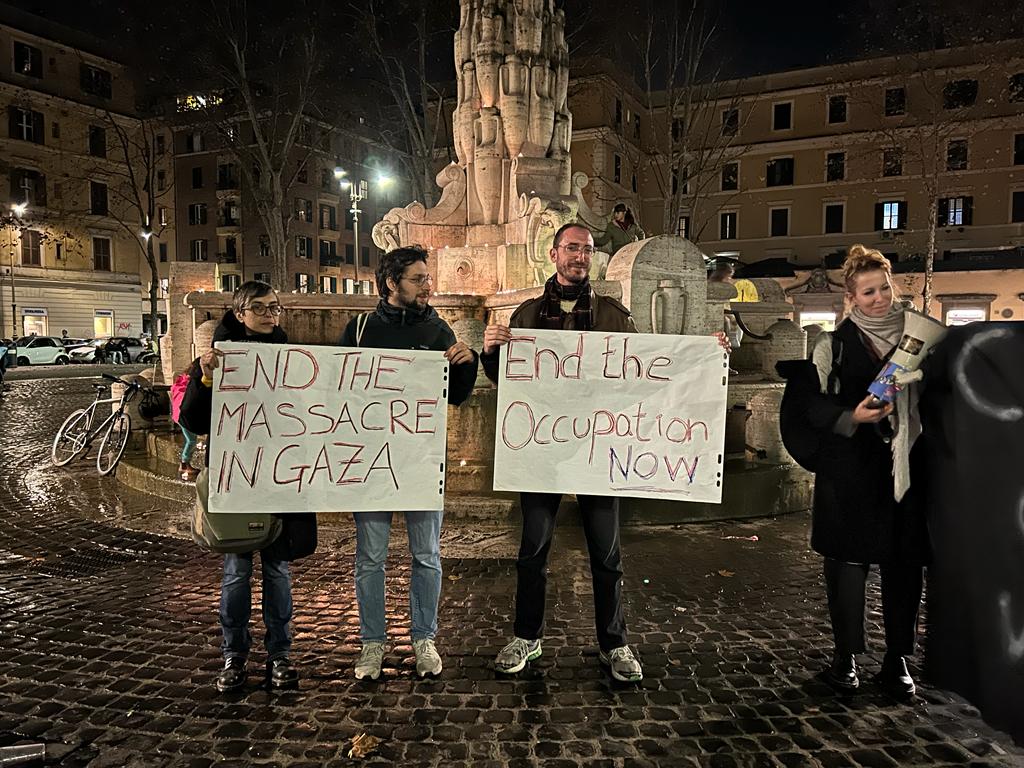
[
  {"left": 334, "top": 169, "right": 391, "bottom": 294},
  {"left": 8, "top": 203, "right": 26, "bottom": 338}
]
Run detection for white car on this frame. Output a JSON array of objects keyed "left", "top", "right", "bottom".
[{"left": 15, "top": 336, "right": 71, "bottom": 366}]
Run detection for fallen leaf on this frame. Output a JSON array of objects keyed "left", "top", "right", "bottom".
[
  {"left": 669, "top": 658, "right": 683, "bottom": 666},
  {"left": 674, "top": 606, "right": 687, "bottom": 613},
  {"left": 717, "top": 569, "right": 735, "bottom": 578},
  {"left": 447, "top": 574, "right": 462, "bottom": 582},
  {"left": 722, "top": 535, "right": 759, "bottom": 542},
  {"left": 348, "top": 733, "right": 383, "bottom": 759}
]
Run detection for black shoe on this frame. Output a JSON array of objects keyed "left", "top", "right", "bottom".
[
  {"left": 823, "top": 653, "right": 859, "bottom": 693},
  {"left": 266, "top": 657, "right": 299, "bottom": 690},
  {"left": 879, "top": 653, "right": 915, "bottom": 699},
  {"left": 216, "top": 658, "right": 247, "bottom": 693}
]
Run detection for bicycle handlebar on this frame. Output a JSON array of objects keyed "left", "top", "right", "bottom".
[{"left": 100, "top": 373, "right": 143, "bottom": 391}]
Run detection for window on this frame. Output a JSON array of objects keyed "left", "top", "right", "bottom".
[
  {"left": 187, "top": 203, "right": 207, "bottom": 225},
  {"left": 826, "top": 152, "right": 845, "bottom": 182},
  {"left": 158, "top": 242, "right": 168, "bottom": 262},
  {"left": 677, "top": 216, "right": 690, "bottom": 238},
  {"left": 254, "top": 272, "right": 271, "bottom": 284},
  {"left": 1013, "top": 191, "right": 1024, "bottom": 223},
  {"left": 159, "top": 207, "right": 169, "bottom": 227},
  {"left": 772, "top": 102, "right": 792, "bottom": 131},
  {"left": 720, "top": 211, "right": 737, "bottom": 240},
  {"left": 80, "top": 64, "right": 112, "bottom": 99},
  {"left": 156, "top": 170, "right": 165, "bottom": 191},
  {"left": 296, "top": 236, "right": 313, "bottom": 259},
  {"left": 221, "top": 202, "right": 239, "bottom": 226},
  {"left": 217, "top": 163, "right": 238, "bottom": 189},
  {"left": 766, "top": 157, "right": 794, "bottom": 186},
  {"left": 828, "top": 95, "right": 847, "bottom": 124},
  {"left": 769, "top": 207, "right": 789, "bottom": 237},
  {"left": 13, "top": 42, "right": 42, "bottom": 77},
  {"left": 1008, "top": 73, "right": 1024, "bottom": 102},
  {"left": 297, "top": 166, "right": 308, "bottom": 184},
  {"left": 296, "top": 198, "right": 312, "bottom": 222},
  {"left": 343, "top": 278, "right": 355, "bottom": 294},
  {"left": 319, "top": 239, "right": 337, "bottom": 259},
  {"left": 361, "top": 247, "right": 370, "bottom": 267},
  {"left": 51, "top": 121, "right": 60, "bottom": 139},
  {"left": 20, "top": 230, "right": 41, "bottom": 265},
  {"left": 721, "top": 162, "right": 738, "bottom": 191},
  {"left": 10, "top": 168, "right": 46, "bottom": 206},
  {"left": 89, "top": 181, "right": 108, "bottom": 215},
  {"left": 946, "top": 139, "right": 968, "bottom": 171},
  {"left": 614, "top": 99, "right": 622, "bottom": 126},
  {"left": 800, "top": 311, "right": 837, "bottom": 331},
  {"left": 189, "top": 239, "right": 208, "bottom": 261},
  {"left": 319, "top": 204, "right": 337, "bottom": 230},
  {"left": 154, "top": 134, "right": 166, "bottom": 156},
  {"left": 321, "top": 276, "right": 337, "bottom": 293},
  {"left": 613, "top": 154, "right": 622, "bottom": 184},
  {"left": 631, "top": 173, "right": 637, "bottom": 193},
  {"left": 945, "top": 307, "right": 986, "bottom": 325},
  {"left": 55, "top": 241, "right": 63, "bottom": 260},
  {"left": 8, "top": 107, "right": 44, "bottom": 144},
  {"left": 217, "top": 274, "right": 239, "bottom": 292},
  {"left": 672, "top": 166, "right": 689, "bottom": 195},
  {"left": 345, "top": 243, "right": 354, "bottom": 264},
  {"left": 885, "top": 87, "right": 906, "bottom": 116},
  {"left": 824, "top": 203, "right": 845, "bottom": 234},
  {"left": 223, "top": 237, "right": 237, "bottom": 262},
  {"left": 295, "top": 273, "right": 312, "bottom": 293},
  {"left": 88, "top": 126, "right": 106, "bottom": 158},
  {"left": 721, "top": 108, "right": 739, "bottom": 137},
  {"left": 191, "top": 167, "right": 203, "bottom": 189},
  {"left": 875, "top": 200, "right": 907, "bottom": 230},
  {"left": 344, "top": 210, "right": 354, "bottom": 230},
  {"left": 633, "top": 115, "right": 641, "bottom": 140},
  {"left": 185, "top": 132, "right": 203, "bottom": 153},
  {"left": 939, "top": 196, "right": 973, "bottom": 226},
  {"left": 92, "top": 237, "right": 111, "bottom": 270},
  {"left": 943, "top": 79, "right": 978, "bottom": 109},
  {"left": 882, "top": 148, "right": 903, "bottom": 177},
  {"left": 259, "top": 237, "right": 270, "bottom": 259},
  {"left": 1014, "top": 134, "right": 1024, "bottom": 165}
]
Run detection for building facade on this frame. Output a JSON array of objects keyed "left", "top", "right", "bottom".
[
  {"left": 0, "top": 8, "right": 175, "bottom": 340},
  {"left": 568, "top": 44, "right": 1024, "bottom": 325}
]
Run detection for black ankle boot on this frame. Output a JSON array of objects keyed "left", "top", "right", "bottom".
[
  {"left": 879, "top": 653, "right": 915, "bottom": 699},
  {"left": 216, "top": 658, "right": 247, "bottom": 693},
  {"left": 266, "top": 657, "right": 299, "bottom": 690},
  {"left": 824, "top": 652, "right": 859, "bottom": 693}
]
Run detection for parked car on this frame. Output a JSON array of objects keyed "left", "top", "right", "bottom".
[
  {"left": 61, "top": 337, "right": 90, "bottom": 350},
  {"left": 14, "top": 336, "right": 71, "bottom": 366},
  {"left": 67, "top": 336, "right": 148, "bottom": 364}
]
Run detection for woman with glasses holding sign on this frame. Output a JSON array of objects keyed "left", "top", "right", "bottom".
[
  {"left": 338, "top": 246, "right": 478, "bottom": 681},
  {"left": 178, "top": 280, "right": 318, "bottom": 694}
]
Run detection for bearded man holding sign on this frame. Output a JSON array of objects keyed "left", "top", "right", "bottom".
[{"left": 481, "top": 223, "right": 646, "bottom": 682}]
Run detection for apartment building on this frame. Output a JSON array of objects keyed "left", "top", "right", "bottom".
[
  {"left": 170, "top": 110, "right": 404, "bottom": 296},
  {"left": 570, "top": 43, "right": 1024, "bottom": 325},
  {"left": 0, "top": 7, "right": 175, "bottom": 339}
]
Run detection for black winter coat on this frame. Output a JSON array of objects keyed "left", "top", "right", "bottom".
[
  {"left": 178, "top": 310, "right": 318, "bottom": 562},
  {"left": 805, "top": 319, "right": 929, "bottom": 565},
  {"left": 339, "top": 300, "right": 479, "bottom": 406}
]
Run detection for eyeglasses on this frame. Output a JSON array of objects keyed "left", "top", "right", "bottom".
[
  {"left": 401, "top": 274, "right": 434, "bottom": 286},
  {"left": 558, "top": 244, "right": 596, "bottom": 256},
  {"left": 244, "top": 302, "right": 283, "bottom": 317}
]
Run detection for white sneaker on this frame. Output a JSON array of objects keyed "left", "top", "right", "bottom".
[
  {"left": 354, "top": 642, "right": 385, "bottom": 680},
  {"left": 599, "top": 646, "right": 643, "bottom": 682},
  {"left": 413, "top": 638, "right": 442, "bottom": 677},
  {"left": 494, "top": 637, "right": 542, "bottom": 674}
]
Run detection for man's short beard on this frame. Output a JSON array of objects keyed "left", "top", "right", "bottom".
[{"left": 559, "top": 266, "right": 588, "bottom": 284}]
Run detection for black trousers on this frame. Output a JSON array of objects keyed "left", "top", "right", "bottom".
[
  {"left": 823, "top": 557, "right": 923, "bottom": 657},
  {"left": 513, "top": 492, "right": 628, "bottom": 652}
]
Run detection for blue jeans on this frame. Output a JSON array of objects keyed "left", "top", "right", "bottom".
[
  {"left": 180, "top": 425, "right": 198, "bottom": 463},
  {"left": 354, "top": 511, "right": 443, "bottom": 643},
  {"left": 220, "top": 552, "right": 292, "bottom": 660}
]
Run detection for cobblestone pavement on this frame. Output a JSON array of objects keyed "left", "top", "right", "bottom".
[{"left": 1, "top": 378, "right": 1022, "bottom": 768}]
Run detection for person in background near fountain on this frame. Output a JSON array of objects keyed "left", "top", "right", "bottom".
[
  {"left": 339, "top": 246, "right": 479, "bottom": 682},
  {"left": 800, "top": 244, "right": 929, "bottom": 699},
  {"left": 592, "top": 203, "right": 645, "bottom": 257},
  {"left": 480, "top": 222, "right": 645, "bottom": 683},
  {"left": 178, "top": 280, "right": 318, "bottom": 694},
  {"left": 169, "top": 363, "right": 200, "bottom": 481}
]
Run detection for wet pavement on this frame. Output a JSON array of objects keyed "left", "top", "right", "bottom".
[{"left": 0, "top": 377, "right": 1022, "bottom": 767}]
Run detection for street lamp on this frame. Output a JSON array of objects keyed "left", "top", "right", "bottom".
[
  {"left": 334, "top": 168, "right": 392, "bottom": 293},
  {"left": 8, "top": 203, "right": 27, "bottom": 338}
]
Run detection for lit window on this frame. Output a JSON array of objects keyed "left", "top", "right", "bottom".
[
  {"left": 945, "top": 307, "right": 986, "bottom": 325},
  {"left": 800, "top": 311, "right": 837, "bottom": 331}
]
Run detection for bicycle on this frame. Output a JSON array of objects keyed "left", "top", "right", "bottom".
[{"left": 51, "top": 373, "right": 143, "bottom": 476}]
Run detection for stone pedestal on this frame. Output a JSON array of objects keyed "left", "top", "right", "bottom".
[{"left": 166, "top": 263, "right": 217, "bottom": 381}]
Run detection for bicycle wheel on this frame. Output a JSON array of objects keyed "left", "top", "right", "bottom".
[
  {"left": 52, "top": 409, "right": 92, "bottom": 466},
  {"left": 96, "top": 412, "right": 131, "bottom": 476}
]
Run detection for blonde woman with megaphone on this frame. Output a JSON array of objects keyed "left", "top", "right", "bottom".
[{"left": 803, "top": 244, "right": 940, "bottom": 701}]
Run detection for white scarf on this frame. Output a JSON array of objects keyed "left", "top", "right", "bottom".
[{"left": 848, "top": 304, "right": 920, "bottom": 502}]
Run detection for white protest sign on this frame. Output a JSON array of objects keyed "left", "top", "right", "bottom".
[
  {"left": 493, "top": 330, "right": 728, "bottom": 503},
  {"left": 208, "top": 342, "right": 449, "bottom": 513}
]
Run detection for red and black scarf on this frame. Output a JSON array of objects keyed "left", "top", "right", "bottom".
[{"left": 539, "top": 274, "right": 593, "bottom": 331}]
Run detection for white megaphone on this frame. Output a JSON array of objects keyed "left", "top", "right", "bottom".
[{"left": 867, "top": 310, "right": 948, "bottom": 403}]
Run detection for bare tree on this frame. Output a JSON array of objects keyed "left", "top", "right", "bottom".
[
  {"left": 351, "top": 0, "right": 454, "bottom": 208},
  {"left": 630, "top": 0, "right": 755, "bottom": 241}
]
